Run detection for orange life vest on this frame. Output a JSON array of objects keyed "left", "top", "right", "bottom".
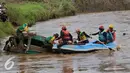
[{"left": 62, "top": 30, "right": 71, "bottom": 39}]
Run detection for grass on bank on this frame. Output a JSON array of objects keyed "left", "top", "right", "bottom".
[
  {"left": 0, "top": 0, "right": 76, "bottom": 38},
  {"left": 0, "top": 22, "right": 15, "bottom": 38},
  {"left": 6, "top": 0, "right": 76, "bottom": 26}
]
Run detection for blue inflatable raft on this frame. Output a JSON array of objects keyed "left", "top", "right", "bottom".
[{"left": 52, "top": 41, "right": 118, "bottom": 53}]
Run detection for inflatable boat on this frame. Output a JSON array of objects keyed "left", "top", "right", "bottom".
[{"left": 52, "top": 41, "right": 118, "bottom": 53}]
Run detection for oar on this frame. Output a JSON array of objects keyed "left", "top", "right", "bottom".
[{"left": 90, "top": 35, "right": 114, "bottom": 51}]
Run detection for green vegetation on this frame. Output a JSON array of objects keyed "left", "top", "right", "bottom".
[
  {"left": 0, "top": 22, "right": 15, "bottom": 38},
  {"left": 6, "top": 0, "right": 76, "bottom": 25},
  {"left": 0, "top": 0, "right": 76, "bottom": 38},
  {"left": 1, "top": 0, "right": 130, "bottom": 38}
]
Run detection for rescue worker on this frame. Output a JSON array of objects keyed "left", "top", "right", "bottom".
[
  {"left": 106, "top": 24, "right": 116, "bottom": 43},
  {"left": 60, "top": 26, "right": 73, "bottom": 43},
  {"left": 75, "top": 29, "right": 91, "bottom": 44},
  {"left": 33, "top": 33, "right": 57, "bottom": 52},
  {"left": 57, "top": 26, "right": 73, "bottom": 48},
  {"left": 16, "top": 23, "right": 29, "bottom": 45},
  {"left": 16, "top": 23, "right": 29, "bottom": 37},
  {"left": 91, "top": 25, "right": 107, "bottom": 44},
  {"left": 44, "top": 33, "right": 59, "bottom": 45}
]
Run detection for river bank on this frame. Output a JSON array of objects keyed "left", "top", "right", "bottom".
[
  {"left": 1, "top": 0, "right": 130, "bottom": 38},
  {"left": 6, "top": 0, "right": 76, "bottom": 26},
  {"left": 0, "top": 10, "right": 130, "bottom": 73},
  {"left": 0, "top": 0, "right": 76, "bottom": 38}
]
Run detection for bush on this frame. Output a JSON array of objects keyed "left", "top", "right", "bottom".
[{"left": 6, "top": 0, "right": 76, "bottom": 26}]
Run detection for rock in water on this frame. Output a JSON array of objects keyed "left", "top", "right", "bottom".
[{"left": 123, "top": 33, "right": 126, "bottom": 36}]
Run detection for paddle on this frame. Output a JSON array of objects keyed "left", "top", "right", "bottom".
[{"left": 89, "top": 35, "right": 114, "bottom": 51}]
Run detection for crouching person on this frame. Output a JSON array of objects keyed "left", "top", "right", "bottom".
[
  {"left": 44, "top": 33, "right": 59, "bottom": 48},
  {"left": 16, "top": 23, "right": 29, "bottom": 46}
]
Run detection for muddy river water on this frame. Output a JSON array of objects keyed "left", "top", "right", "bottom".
[{"left": 0, "top": 11, "right": 130, "bottom": 73}]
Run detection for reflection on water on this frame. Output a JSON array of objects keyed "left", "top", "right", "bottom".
[
  {"left": 0, "top": 51, "right": 130, "bottom": 73},
  {"left": 1, "top": 11, "right": 130, "bottom": 73}
]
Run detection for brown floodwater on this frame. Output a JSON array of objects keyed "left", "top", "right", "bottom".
[{"left": 0, "top": 10, "right": 130, "bottom": 73}]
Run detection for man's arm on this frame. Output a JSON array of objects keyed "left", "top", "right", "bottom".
[
  {"left": 69, "top": 33, "right": 73, "bottom": 41},
  {"left": 91, "top": 32, "right": 99, "bottom": 35},
  {"left": 83, "top": 32, "right": 91, "bottom": 38}
]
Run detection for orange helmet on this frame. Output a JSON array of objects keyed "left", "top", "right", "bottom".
[
  {"left": 62, "top": 26, "right": 66, "bottom": 30},
  {"left": 99, "top": 25, "right": 104, "bottom": 29}
]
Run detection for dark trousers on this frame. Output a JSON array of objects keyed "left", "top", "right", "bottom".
[
  {"left": 78, "top": 40, "right": 89, "bottom": 45},
  {"left": 57, "top": 39, "right": 72, "bottom": 48}
]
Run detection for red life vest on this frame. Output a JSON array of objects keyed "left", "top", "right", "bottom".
[
  {"left": 62, "top": 30, "right": 71, "bottom": 39},
  {"left": 112, "top": 31, "right": 116, "bottom": 41}
]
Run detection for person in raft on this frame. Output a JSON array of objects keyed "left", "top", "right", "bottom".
[
  {"left": 44, "top": 33, "right": 59, "bottom": 48},
  {"left": 106, "top": 24, "right": 116, "bottom": 43},
  {"left": 91, "top": 25, "right": 107, "bottom": 44},
  {"left": 57, "top": 26, "right": 73, "bottom": 48},
  {"left": 75, "top": 29, "right": 91, "bottom": 45}
]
